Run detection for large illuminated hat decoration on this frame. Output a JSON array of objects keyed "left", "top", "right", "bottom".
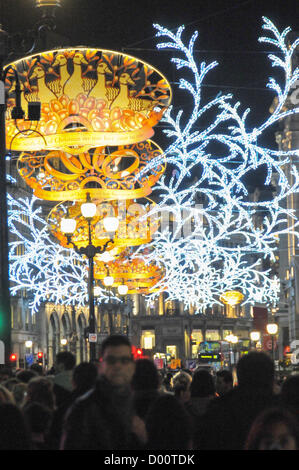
[
  {"left": 6, "top": 48, "right": 170, "bottom": 202},
  {"left": 93, "top": 249, "right": 164, "bottom": 295},
  {"left": 5, "top": 47, "right": 171, "bottom": 152}
]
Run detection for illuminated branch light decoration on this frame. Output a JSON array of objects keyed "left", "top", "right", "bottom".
[
  {"left": 8, "top": 195, "right": 120, "bottom": 313},
  {"left": 8, "top": 18, "right": 299, "bottom": 313},
  {"left": 135, "top": 17, "right": 299, "bottom": 311}
]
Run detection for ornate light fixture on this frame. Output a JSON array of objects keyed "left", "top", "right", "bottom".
[
  {"left": 35, "top": 0, "right": 61, "bottom": 6},
  {"left": 5, "top": 47, "right": 171, "bottom": 153},
  {"left": 94, "top": 250, "right": 164, "bottom": 294},
  {"left": 17, "top": 140, "right": 166, "bottom": 202},
  {"left": 48, "top": 197, "right": 159, "bottom": 251},
  {"left": 59, "top": 194, "right": 119, "bottom": 362}
]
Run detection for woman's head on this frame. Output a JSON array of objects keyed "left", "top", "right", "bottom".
[{"left": 245, "top": 407, "right": 299, "bottom": 450}]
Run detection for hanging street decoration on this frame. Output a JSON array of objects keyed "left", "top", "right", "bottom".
[
  {"left": 5, "top": 48, "right": 171, "bottom": 153},
  {"left": 7, "top": 17, "right": 299, "bottom": 314},
  {"left": 135, "top": 17, "right": 299, "bottom": 312}
]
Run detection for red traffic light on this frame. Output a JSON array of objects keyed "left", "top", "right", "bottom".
[
  {"left": 37, "top": 352, "right": 43, "bottom": 358},
  {"left": 10, "top": 353, "right": 17, "bottom": 362},
  {"left": 136, "top": 348, "right": 143, "bottom": 356}
]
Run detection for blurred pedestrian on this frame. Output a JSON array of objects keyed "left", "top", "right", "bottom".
[
  {"left": 61, "top": 335, "right": 138, "bottom": 450},
  {"left": 0, "top": 403, "right": 31, "bottom": 450},
  {"left": 280, "top": 374, "right": 299, "bottom": 421},
  {"left": 196, "top": 352, "right": 279, "bottom": 450},
  {"left": 23, "top": 376, "right": 55, "bottom": 412},
  {"left": 48, "top": 361, "right": 98, "bottom": 449},
  {"left": 172, "top": 370, "right": 192, "bottom": 405},
  {"left": 131, "top": 358, "right": 161, "bottom": 420},
  {"left": 244, "top": 407, "right": 299, "bottom": 450},
  {"left": 0, "top": 384, "right": 16, "bottom": 404},
  {"left": 23, "top": 402, "right": 53, "bottom": 450},
  {"left": 215, "top": 370, "right": 233, "bottom": 397},
  {"left": 145, "top": 394, "right": 193, "bottom": 450},
  {"left": 52, "top": 351, "right": 76, "bottom": 408},
  {"left": 187, "top": 369, "right": 216, "bottom": 419}
]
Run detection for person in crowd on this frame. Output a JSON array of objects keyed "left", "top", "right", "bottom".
[
  {"left": 131, "top": 358, "right": 161, "bottom": 421},
  {"left": 11, "top": 381, "right": 28, "bottom": 408},
  {"left": 280, "top": 375, "right": 299, "bottom": 421},
  {"left": 0, "top": 403, "right": 31, "bottom": 450},
  {"left": 23, "top": 376, "right": 55, "bottom": 412},
  {"left": 2, "top": 377, "right": 28, "bottom": 407},
  {"left": 61, "top": 334, "right": 140, "bottom": 450},
  {"left": 186, "top": 369, "right": 216, "bottom": 422},
  {"left": 30, "top": 363, "right": 44, "bottom": 376},
  {"left": 161, "top": 371, "right": 173, "bottom": 393},
  {"left": 244, "top": 407, "right": 299, "bottom": 450},
  {"left": 23, "top": 402, "right": 53, "bottom": 450},
  {"left": 145, "top": 394, "right": 193, "bottom": 450},
  {"left": 0, "top": 367, "right": 13, "bottom": 383},
  {"left": 215, "top": 369, "right": 234, "bottom": 397},
  {"left": 16, "top": 369, "right": 37, "bottom": 384},
  {"left": 172, "top": 370, "right": 192, "bottom": 405},
  {"left": 0, "top": 384, "right": 16, "bottom": 404},
  {"left": 52, "top": 351, "right": 76, "bottom": 408},
  {"left": 195, "top": 351, "right": 280, "bottom": 450},
  {"left": 48, "top": 361, "right": 98, "bottom": 449}
]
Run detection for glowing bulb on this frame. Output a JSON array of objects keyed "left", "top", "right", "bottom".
[
  {"left": 103, "top": 216, "right": 119, "bottom": 233},
  {"left": 250, "top": 331, "right": 260, "bottom": 342},
  {"left": 81, "top": 202, "right": 97, "bottom": 219},
  {"left": 266, "top": 323, "right": 278, "bottom": 335},
  {"left": 103, "top": 276, "right": 114, "bottom": 287},
  {"left": 98, "top": 251, "right": 115, "bottom": 263},
  {"left": 60, "top": 218, "right": 76, "bottom": 234},
  {"left": 118, "top": 284, "right": 128, "bottom": 295}
]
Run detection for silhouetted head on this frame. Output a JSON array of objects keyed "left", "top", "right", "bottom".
[{"left": 237, "top": 351, "right": 274, "bottom": 390}]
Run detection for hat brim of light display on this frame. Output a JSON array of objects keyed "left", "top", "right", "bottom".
[{"left": 5, "top": 47, "right": 172, "bottom": 153}]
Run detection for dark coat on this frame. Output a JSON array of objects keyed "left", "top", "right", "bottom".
[
  {"left": 195, "top": 385, "right": 280, "bottom": 450},
  {"left": 61, "top": 375, "right": 135, "bottom": 450}
]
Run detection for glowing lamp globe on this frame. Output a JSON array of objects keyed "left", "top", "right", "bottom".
[
  {"left": 250, "top": 331, "right": 260, "bottom": 342},
  {"left": 103, "top": 216, "right": 119, "bottom": 233},
  {"left": 118, "top": 284, "right": 128, "bottom": 295},
  {"left": 103, "top": 276, "right": 114, "bottom": 287},
  {"left": 60, "top": 217, "right": 76, "bottom": 234},
  {"left": 81, "top": 201, "right": 97, "bottom": 219},
  {"left": 267, "top": 323, "right": 278, "bottom": 335},
  {"left": 98, "top": 251, "right": 115, "bottom": 263}
]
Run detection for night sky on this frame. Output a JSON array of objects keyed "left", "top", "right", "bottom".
[{"left": 1, "top": 0, "right": 298, "bottom": 188}]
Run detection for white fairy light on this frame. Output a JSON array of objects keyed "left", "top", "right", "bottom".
[
  {"left": 135, "top": 17, "right": 299, "bottom": 310},
  {"left": 8, "top": 195, "right": 119, "bottom": 313}
]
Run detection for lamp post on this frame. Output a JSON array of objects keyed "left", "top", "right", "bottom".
[
  {"left": 61, "top": 195, "right": 119, "bottom": 362},
  {"left": 0, "top": 0, "right": 62, "bottom": 365},
  {"left": 225, "top": 334, "right": 238, "bottom": 369},
  {"left": 266, "top": 322, "right": 278, "bottom": 362}
]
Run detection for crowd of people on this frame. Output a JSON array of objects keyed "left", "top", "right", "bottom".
[{"left": 0, "top": 333, "right": 299, "bottom": 451}]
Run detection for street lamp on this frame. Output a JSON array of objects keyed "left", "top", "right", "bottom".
[
  {"left": 61, "top": 194, "right": 119, "bottom": 362},
  {"left": 250, "top": 331, "right": 260, "bottom": 349},
  {"left": 225, "top": 334, "right": 238, "bottom": 368},
  {"left": 266, "top": 322, "right": 278, "bottom": 362}
]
